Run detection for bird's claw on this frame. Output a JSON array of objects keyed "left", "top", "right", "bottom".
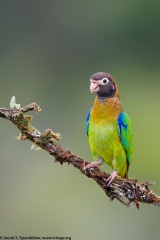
[
  {"left": 106, "top": 170, "right": 117, "bottom": 186},
  {"left": 84, "top": 161, "right": 100, "bottom": 171}
]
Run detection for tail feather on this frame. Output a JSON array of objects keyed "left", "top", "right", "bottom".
[{"left": 119, "top": 161, "right": 129, "bottom": 178}]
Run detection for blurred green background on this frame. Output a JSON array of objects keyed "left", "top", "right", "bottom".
[{"left": 0, "top": 0, "right": 160, "bottom": 239}]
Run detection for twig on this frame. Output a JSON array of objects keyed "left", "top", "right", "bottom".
[{"left": 0, "top": 102, "right": 159, "bottom": 209}]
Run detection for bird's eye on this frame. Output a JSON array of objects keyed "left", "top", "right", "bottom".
[
  {"left": 103, "top": 79, "right": 107, "bottom": 83},
  {"left": 101, "top": 78, "right": 109, "bottom": 85}
]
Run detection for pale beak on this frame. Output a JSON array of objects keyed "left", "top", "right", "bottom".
[{"left": 90, "top": 79, "right": 100, "bottom": 93}]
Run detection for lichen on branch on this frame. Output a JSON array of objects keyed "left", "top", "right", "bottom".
[{"left": 0, "top": 99, "right": 159, "bottom": 209}]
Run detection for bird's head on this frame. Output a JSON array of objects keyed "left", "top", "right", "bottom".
[{"left": 90, "top": 72, "right": 118, "bottom": 98}]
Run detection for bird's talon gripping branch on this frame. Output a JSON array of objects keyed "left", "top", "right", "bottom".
[
  {"left": 84, "top": 161, "right": 100, "bottom": 171},
  {"left": 106, "top": 170, "right": 118, "bottom": 186}
]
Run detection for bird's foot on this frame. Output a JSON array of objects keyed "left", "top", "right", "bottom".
[
  {"left": 106, "top": 170, "right": 117, "bottom": 186},
  {"left": 84, "top": 161, "right": 100, "bottom": 171}
]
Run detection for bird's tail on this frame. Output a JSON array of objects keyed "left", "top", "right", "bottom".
[
  {"left": 124, "top": 170, "right": 128, "bottom": 178},
  {"left": 119, "top": 162, "right": 129, "bottom": 178}
]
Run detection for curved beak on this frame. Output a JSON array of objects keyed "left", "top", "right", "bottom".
[{"left": 90, "top": 79, "right": 100, "bottom": 93}]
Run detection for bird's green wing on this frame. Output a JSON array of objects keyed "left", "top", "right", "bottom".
[{"left": 118, "top": 112, "right": 133, "bottom": 166}]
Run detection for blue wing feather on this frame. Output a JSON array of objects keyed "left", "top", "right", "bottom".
[
  {"left": 118, "top": 112, "right": 133, "bottom": 165},
  {"left": 86, "top": 107, "right": 92, "bottom": 135}
]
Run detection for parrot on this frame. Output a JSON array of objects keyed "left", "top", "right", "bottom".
[{"left": 85, "top": 72, "right": 133, "bottom": 185}]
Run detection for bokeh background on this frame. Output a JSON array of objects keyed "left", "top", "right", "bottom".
[{"left": 0, "top": 0, "right": 160, "bottom": 239}]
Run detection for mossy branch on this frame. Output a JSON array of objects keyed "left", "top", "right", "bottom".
[{"left": 0, "top": 100, "right": 159, "bottom": 209}]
